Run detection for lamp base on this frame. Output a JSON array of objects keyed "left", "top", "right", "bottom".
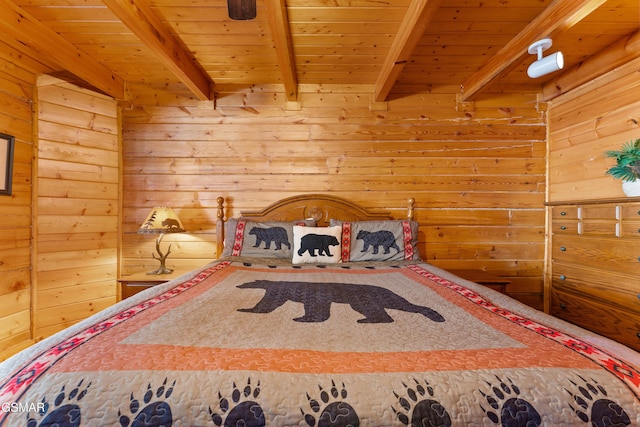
[
  {"left": 147, "top": 233, "right": 174, "bottom": 274},
  {"left": 146, "top": 265, "right": 174, "bottom": 275}
]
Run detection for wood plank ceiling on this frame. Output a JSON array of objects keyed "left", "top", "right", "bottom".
[{"left": 1, "top": 0, "right": 638, "bottom": 103}]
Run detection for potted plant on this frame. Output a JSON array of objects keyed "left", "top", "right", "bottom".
[{"left": 605, "top": 138, "right": 640, "bottom": 196}]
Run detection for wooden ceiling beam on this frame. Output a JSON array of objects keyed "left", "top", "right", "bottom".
[
  {"left": 541, "top": 29, "right": 640, "bottom": 101},
  {"left": 459, "top": 0, "right": 607, "bottom": 102},
  {"left": 373, "top": 0, "right": 442, "bottom": 102},
  {"left": 0, "top": 0, "right": 125, "bottom": 100},
  {"left": 265, "top": 0, "right": 298, "bottom": 101},
  {"left": 101, "top": 0, "right": 213, "bottom": 101}
]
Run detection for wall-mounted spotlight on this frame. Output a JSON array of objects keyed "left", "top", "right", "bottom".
[{"left": 527, "top": 38, "right": 564, "bottom": 78}]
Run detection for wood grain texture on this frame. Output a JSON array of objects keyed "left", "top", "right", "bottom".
[
  {"left": 548, "top": 57, "right": 640, "bottom": 203},
  {"left": 545, "top": 56, "right": 640, "bottom": 349},
  {"left": 1, "top": 0, "right": 639, "bottom": 358},
  {"left": 0, "top": 0, "right": 125, "bottom": 99},
  {"left": 551, "top": 287, "right": 640, "bottom": 351},
  {"left": 34, "top": 79, "right": 119, "bottom": 342},
  {"left": 3, "top": 0, "right": 639, "bottom": 104},
  {"left": 0, "top": 43, "right": 34, "bottom": 360},
  {"left": 547, "top": 196, "right": 640, "bottom": 347},
  {"left": 122, "top": 83, "right": 546, "bottom": 308}
]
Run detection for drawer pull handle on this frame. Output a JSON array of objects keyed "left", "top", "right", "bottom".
[
  {"left": 560, "top": 226, "right": 566, "bottom": 230},
  {"left": 637, "top": 332, "right": 640, "bottom": 339},
  {"left": 560, "top": 303, "right": 567, "bottom": 309},
  {"left": 559, "top": 275, "right": 566, "bottom": 280},
  {"left": 561, "top": 211, "right": 566, "bottom": 216},
  {"left": 560, "top": 246, "right": 566, "bottom": 251}
]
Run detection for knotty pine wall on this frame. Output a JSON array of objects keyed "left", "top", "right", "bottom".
[
  {"left": 122, "top": 83, "right": 547, "bottom": 309},
  {"left": 0, "top": 65, "right": 122, "bottom": 359},
  {"left": 548, "top": 56, "right": 640, "bottom": 202},
  {"left": 35, "top": 78, "right": 120, "bottom": 340},
  {"left": 545, "top": 56, "right": 640, "bottom": 320},
  {"left": 0, "top": 71, "right": 548, "bottom": 359},
  {"left": 0, "top": 43, "right": 34, "bottom": 359}
]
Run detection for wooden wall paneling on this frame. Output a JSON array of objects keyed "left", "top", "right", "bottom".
[
  {"left": 117, "top": 106, "right": 123, "bottom": 300},
  {"left": 548, "top": 57, "right": 640, "bottom": 202},
  {"left": 0, "top": 41, "right": 34, "bottom": 360},
  {"left": 548, "top": 59, "right": 640, "bottom": 132},
  {"left": 35, "top": 79, "right": 119, "bottom": 340},
  {"left": 546, "top": 56, "right": 640, "bottom": 346},
  {"left": 549, "top": 103, "right": 639, "bottom": 153},
  {"left": 124, "top": 173, "right": 542, "bottom": 194},
  {"left": 36, "top": 296, "right": 114, "bottom": 339},
  {"left": 122, "top": 83, "right": 546, "bottom": 308}
]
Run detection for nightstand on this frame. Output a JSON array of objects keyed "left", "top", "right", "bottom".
[
  {"left": 449, "top": 269, "right": 511, "bottom": 294},
  {"left": 118, "top": 270, "right": 185, "bottom": 300}
]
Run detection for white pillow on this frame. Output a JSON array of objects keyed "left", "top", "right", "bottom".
[{"left": 292, "top": 225, "right": 342, "bottom": 264}]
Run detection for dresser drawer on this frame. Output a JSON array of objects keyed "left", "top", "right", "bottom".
[
  {"left": 551, "top": 206, "right": 579, "bottom": 220},
  {"left": 620, "top": 203, "right": 640, "bottom": 238},
  {"left": 550, "top": 288, "right": 640, "bottom": 351},
  {"left": 581, "top": 204, "right": 618, "bottom": 220},
  {"left": 551, "top": 262, "right": 640, "bottom": 312},
  {"left": 580, "top": 221, "right": 618, "bottom": 236},
  {"left": 551, "top": 221, "right": 578, "bottom": 235},
  {"left": 620, "top": 222, "right": 640, "bottom": 239},
  {"left": 580, "top": 205, "right": 619, "bottom": 236},
  {"left": 552, "top": 235, "right": 640, "bottom": 275},
  {"left": 620, "top": 204, "right": 640, "bottom": 220}
]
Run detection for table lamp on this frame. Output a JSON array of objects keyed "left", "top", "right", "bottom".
[{"left": 138, "top": 207, "right": 186, "bottom": 274}]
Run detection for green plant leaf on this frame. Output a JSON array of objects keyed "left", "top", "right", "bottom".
[{"left": 604, "top": 138, "right": 640, "bottom": 182}]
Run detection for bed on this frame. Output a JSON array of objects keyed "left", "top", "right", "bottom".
[{"left": 1, "top": 194, "right": 639, "bottom": 426}]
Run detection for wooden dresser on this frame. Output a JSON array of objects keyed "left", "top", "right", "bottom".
[{"left": 548, "top": 200, "right": 640, "bottom": 351}]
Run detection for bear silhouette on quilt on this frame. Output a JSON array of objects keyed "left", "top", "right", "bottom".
[{"left": 237, "top": 280, "right": 445, "bottom": 323}]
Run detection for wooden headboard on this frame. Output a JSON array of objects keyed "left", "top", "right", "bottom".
[{"left": 215, "top": 194, "right": 415, "bottom": 257}]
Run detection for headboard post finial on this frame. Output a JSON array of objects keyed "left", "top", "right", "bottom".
[
  {"left": 407, "top": 198, "right": 415, "bottom": 220},
  {"left": 216, "top": 197, "right": 225, "bottom": 258},
  {"left": 216, "top": 197, "right": 225, "bottom": 220}
]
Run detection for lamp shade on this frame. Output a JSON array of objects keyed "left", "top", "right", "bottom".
[{"left": 138, "top": 207, "right": 185, "bottom": 234}]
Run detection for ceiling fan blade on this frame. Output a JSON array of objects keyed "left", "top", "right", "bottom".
[{"left": 228, "top": 0, "right": 256, "bottom": 20}]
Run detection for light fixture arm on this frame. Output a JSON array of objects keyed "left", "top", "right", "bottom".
[
  {"left": 528, "top": 38, "right": 553, "bottom": 58},
  {"left": 534, "top": 45, "right": 544, "bottom": 60}
]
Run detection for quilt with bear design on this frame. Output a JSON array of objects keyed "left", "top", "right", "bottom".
[{"left": 1, "top": 259, "right": 639, "bottom": 426}]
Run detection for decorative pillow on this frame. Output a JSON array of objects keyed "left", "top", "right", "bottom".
[
  {"left": 292, "top": 225, "right": 342, "bottom": 264},
  {"left": 330, "top": 220, "right": 420, "bottom": 262},
  {"left": 222, "top": 218, "right": 316, "bottom": 259}
]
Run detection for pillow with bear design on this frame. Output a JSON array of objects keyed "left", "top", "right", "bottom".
[
  {"left": 292, "top": 225, "right": 342, "bottom": 264},
  {"left": 222, "top": 218, "right": 316, "bottom": 259},
  {"left": 329, "top": 219, "right": 420, "bottom": 262}
]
